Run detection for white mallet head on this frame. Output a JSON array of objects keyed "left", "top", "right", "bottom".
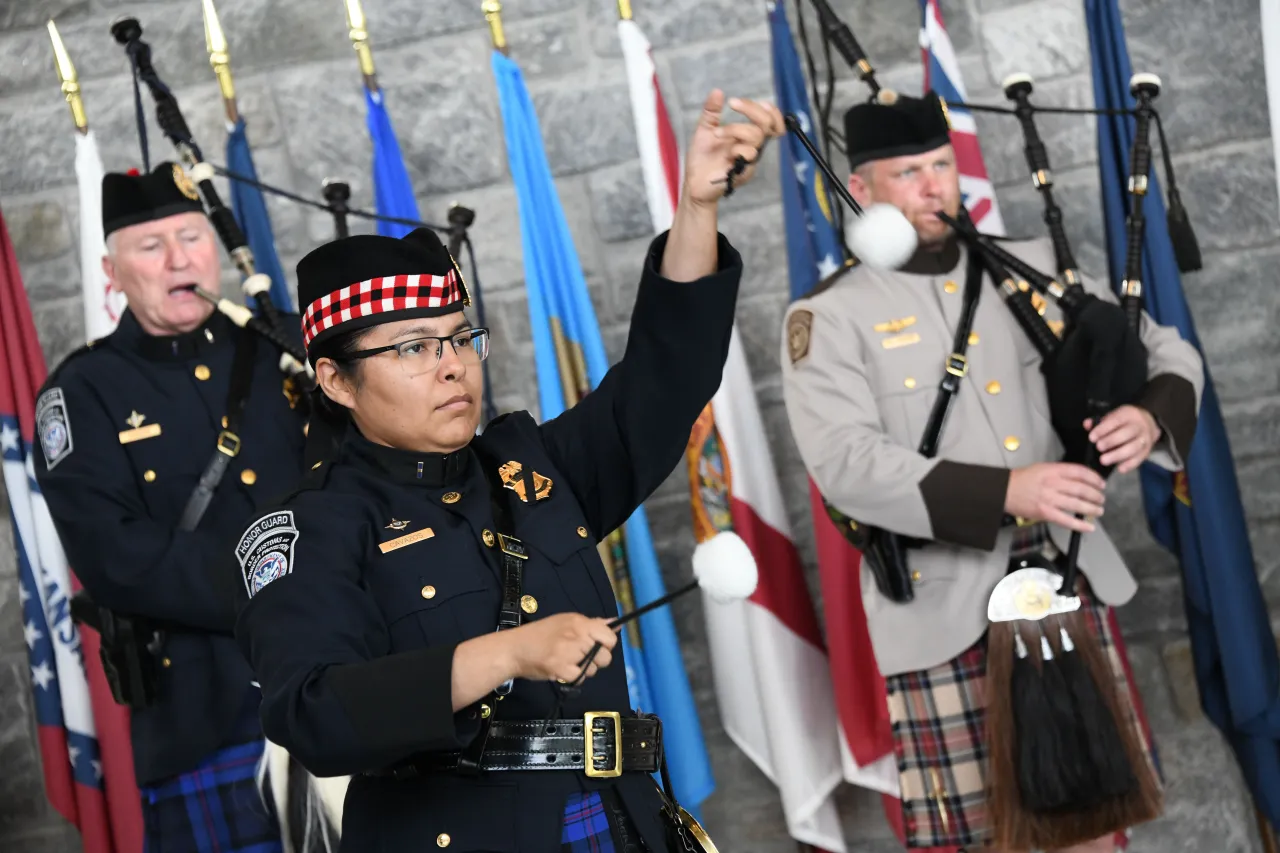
[
  {"left": 691, "top": 531, "right": 759, "bottom": 603},
  {"left": 847, "top": 202, "right": 919, "bottom": 270}
]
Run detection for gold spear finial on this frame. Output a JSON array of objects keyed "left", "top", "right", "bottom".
[
  {"left": 202, "top": 0, "right": 239, "bottom": 123},
  {"left": 344, "top": 0, "right": 378, "bottom": 90},
  {"left": 617, "top": 0, "right": 633, "bottom": 20},
  {"left": 482, "top": 0, "right": 508, "bottom": 55},
  {"left": 47, "top": 19, "right": 88, "bottom": 133}
]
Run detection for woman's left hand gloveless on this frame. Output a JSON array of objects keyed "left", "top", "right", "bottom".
[{"left": 681, "top": 89, "right": 786, "bottom": 205}]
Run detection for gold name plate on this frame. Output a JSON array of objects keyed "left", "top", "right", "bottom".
[
  {"left": 118, "top": 423, "right": 162, "bottom": 444},
  {"left": 881, "top": 332, "right": 921, "bottom": 350},
  {"left": 378, "top": 527, "right": 435, "bottom": 554}
]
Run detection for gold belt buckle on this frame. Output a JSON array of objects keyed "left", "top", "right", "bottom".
[
  {"left": 496, "top": 533, "right": 528, "bottom": 560},
  {"left": 584, "top": 711, "right": 622, "bottom": 778}
]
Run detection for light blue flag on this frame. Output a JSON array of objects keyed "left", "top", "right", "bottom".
[
  {"left": 226, "top": 117, "right": 292, "bottom": 311},
  {"left": 365, "top": 87, "right": 421, "bottom": 239},
  {"left": 490, "top": 49, "right": 716, "bottom": 819}
]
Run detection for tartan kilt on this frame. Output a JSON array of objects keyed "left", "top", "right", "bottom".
[
  {"left": 560, "top": 789, "right": 653, "bottom": 853},
  {"left": 883, "top": 524, "right": 1158, "bottom": 849},
  {"left": 140, "top": 737, "right": 282, "bottom": 853}
]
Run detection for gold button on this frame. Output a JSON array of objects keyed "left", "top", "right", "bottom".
[
  {"left": 968, "top": 332, "right": 980, "bottom": 346},
  {"left": 162, "top": 657, "right": 171, "bottom": 668},
  {"left": 221, "top": 416, "right": 228, "bottom": 428},
  {"left": 903, "top": 377, "right": 916, "bottom": 389},
  {"left": 482, "top": 529, "right": 495, "bottom": 547},
  {"left": 143, "top": 469, "right": 156, "bottom": 482},
  {"left": 480, "top": 703, "right": 492, "bottom": 719},
  {"left": 194, "top": 364, "right": 211, "bottom": 380},
  {"left": 240, "top": 469, "right": 257, "bottom": 485},
  {"left": 1004, "top": 436, "right": 1021, "bottom": 452},
  {"left": 520, "top": 594, "right": 538, "bottom": 614},
  {"left": 986, "top": 381, "right": 1001, "bottom": 395},
  {"left": 576, "top": 526, "right": 589, "bottom": 538},
  {"left": 944, "top": 280, "right": 958, "bottom": 293},
  {"left": 436, "top": 833, "right": 451, "bottom": 848},
  {"left": 311, "top": 461, "right": 323, "bottom": 470},
  {"left": 421, "top": 585, "right": 437, "bottom": 600},
  {"left": 911, "top": 571, "right": 922, "bottom": 582},
  {"left": 442, "top": 491, "right": 461, "bottom": 504}
]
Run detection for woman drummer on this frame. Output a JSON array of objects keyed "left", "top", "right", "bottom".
[{"left": 230, "top": 90, "right": 782, "bottom": 852}]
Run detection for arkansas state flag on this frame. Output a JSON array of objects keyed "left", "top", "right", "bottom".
[{"left": 1, "top": 204, "right": 136, "bottom": 853}]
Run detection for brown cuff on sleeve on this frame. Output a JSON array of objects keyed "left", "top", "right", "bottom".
[
  {"left": 327, "top": 643, "right": 464, "bottom": 755},
  {"left": 919, "top": 461, "right": 1011, "bottom": 551},
  {"left": 1139, "top": 374, "right": 1198, "bottom": 462}
]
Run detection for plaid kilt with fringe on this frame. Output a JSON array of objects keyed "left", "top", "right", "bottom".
[{"left": 883, "top": 524, "right": 1156, "bottom": 849}]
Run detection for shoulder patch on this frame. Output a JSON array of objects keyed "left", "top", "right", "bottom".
[
  {"left": 35, "top": 388, "right": 73, "bottom": 470},
  {"left": 236, "top": 510, "right": 301, "bottom": 598},
  {"left": 787, "top": 309, "right": 814, "bottom": 365}
]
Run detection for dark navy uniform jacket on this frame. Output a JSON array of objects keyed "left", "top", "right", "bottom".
[
  {"left": 233, "top": 232, "right": 742, "bottom": 852},
  {"left": 32, "top": 307, "right": 308, "bottom": 785}
]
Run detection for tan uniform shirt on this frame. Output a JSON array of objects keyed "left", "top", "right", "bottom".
[{"left": 780, "top": 236, "right": 1203, "bottom": 676}]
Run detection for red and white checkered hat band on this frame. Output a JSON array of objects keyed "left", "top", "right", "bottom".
[{"left": 302, "top": 269, "right": 463, "bottom": 349}]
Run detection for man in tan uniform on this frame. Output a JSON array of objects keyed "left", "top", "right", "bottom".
[{"left": 780, "top": 92, "right": 1203, "bottom": 852}]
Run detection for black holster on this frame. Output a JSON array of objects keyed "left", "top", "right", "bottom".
[{"left": 71, "top": 590, "right": 164, "bottom": 709}]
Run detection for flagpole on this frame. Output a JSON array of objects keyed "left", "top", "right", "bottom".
[
  {"left": 483, "top": 0, "right": 510, "bottom": 57},
  {"left": 202, "top": 0, "right": 239, "bottom": 124},
  {"left": 47, "top": 20, "right": 88, "bottom": 134},
  {"left": 344, "top": 0, "right": 379, "bottom": 91}
]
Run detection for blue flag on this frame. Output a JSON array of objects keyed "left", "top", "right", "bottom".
[
  {"left": 769, "top": 2, "right": 845, "bottom": 302},
  {"left": 490, "top": 49, "right": 715, "bottom": 818},
  {"left": 365, "top": 87, "right": 421, "bottom": 239},
  {"left": 1087, "top": 0, "right": 1280, "bottom": 823},
  {"left": 226, "top": 117, "right": 292, "bottom": 311}
]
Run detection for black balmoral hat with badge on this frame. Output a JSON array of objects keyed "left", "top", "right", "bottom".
[
  {"left": 102, "top": 161, "right": 205, "bottom": 237},
  {"left": 296, "top": 227, "right": 470, "bottom": 358},
  {"left": 843, "top": 90, "right": 953, "bottom": 171}
]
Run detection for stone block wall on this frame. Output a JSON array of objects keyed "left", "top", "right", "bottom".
[{"left": 0, "top": 0, "right": 1275, "bottom": 850}]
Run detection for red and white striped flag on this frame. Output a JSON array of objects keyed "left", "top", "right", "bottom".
[
  {"left": 618, "top": 17, "right": 681, "bottom": 233},
  {"left": 920, "top": 0, "right": 1005, "bottom": 236},
  {"left": 619, "top": 15, "right": 849, "bottom": 848}
]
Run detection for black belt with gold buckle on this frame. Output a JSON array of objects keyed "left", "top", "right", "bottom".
[{"left": 363, "top": 712, "right": 661, "bottom": 780}]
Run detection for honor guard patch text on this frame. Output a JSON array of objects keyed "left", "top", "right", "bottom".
[
  {"left": 236, "top": 510, "right": 301, "bottom": 598},
  {"left": 35, "top": 388, "right": 73, "bottom": 470}
]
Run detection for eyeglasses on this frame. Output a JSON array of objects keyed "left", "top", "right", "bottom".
[{"left": 345, "top": 328, "right": 490, "bottom": 376}]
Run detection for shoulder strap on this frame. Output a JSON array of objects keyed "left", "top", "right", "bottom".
[
  {"left": 177, "top": 327, "right": 260, "bottom": 531},
  {"left": 917, "top": 246, "right": 984, "bottom": 459},
  {"left": 455, "top": 440, "right": 529, "bottom": 775}
]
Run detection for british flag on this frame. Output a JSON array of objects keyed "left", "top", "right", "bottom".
[{"left": 920, "top": 0, "right": 1005, "bottom": 236}]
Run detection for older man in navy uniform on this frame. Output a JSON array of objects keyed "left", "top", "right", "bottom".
[{"left": 33, "top": 162, "right": 307, "bottom": 853}]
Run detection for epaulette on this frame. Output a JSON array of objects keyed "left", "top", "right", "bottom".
[
  {"left": 276, "top": 456, "right": 336, "bottom": 504},
  {"left": 809, "top": 257, "right": 858, "bottom": 298},
  {"left": 41, "top": 337, "right": 106, "bottom": 389}
]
